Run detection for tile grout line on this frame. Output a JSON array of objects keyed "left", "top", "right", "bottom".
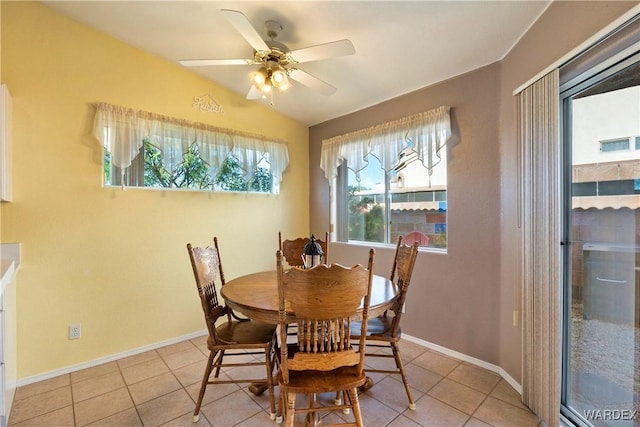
[{"left": 116, "top": 358, "right": 144, "bottom": 427}]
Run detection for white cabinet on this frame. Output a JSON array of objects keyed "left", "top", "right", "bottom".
[
  {"left": 0, "top": 244, "right": 19, "bottom": 427},
  {"left": 0, "top": 85, "right": 12, "bottom": 202}
]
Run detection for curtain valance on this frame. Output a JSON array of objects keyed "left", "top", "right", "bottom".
[
  {"left": 320, "top": 106, "right": 451, "bottom": 181},
  {"left": 92, "top": 102, "right": 289, "bottom": 188}
]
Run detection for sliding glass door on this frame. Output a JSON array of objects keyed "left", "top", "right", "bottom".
[{"left": 561, "top": 51, "right": 639, "bottom": 426}]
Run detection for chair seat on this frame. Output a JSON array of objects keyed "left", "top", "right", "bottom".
[
  {"left": 278, "top": 365, "right": 367, "bottom": 393},
  {"left": 210, "top": 320, "right": 276, "bottom": 348},
  {"left": 351, "top": 316, "right": 400, "bottom": 341}
]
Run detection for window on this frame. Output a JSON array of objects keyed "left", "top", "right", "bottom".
[
  {"left": 104, "top": 140, "right": 274, "bottom": 192},
  {"left": 600, "top": 137, "right": 629, "bottom": 152},
  {"left": 346, "top": 147, "right": 447, "bottom": 248},
  {"left": 321, "top": 106, "right": 451, "bottom": 249},
  {"left": 95, "top": 103, "right": 289, "bottom": 194}
]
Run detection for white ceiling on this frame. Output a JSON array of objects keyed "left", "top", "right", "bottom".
[{"left": 44, "top": 1, "right": 551, "bottom": 126}]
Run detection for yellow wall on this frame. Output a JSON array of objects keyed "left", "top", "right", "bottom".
[{"left": 1, "top": 2, "right": 309, "bottom": 379}]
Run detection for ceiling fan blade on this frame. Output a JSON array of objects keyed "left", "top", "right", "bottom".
[
  {"left": 289, "top": 39, "right": 355, "bottom": 63},
  {"left": 246, "top": 85, "right": 262, "bottom": 100},
  {"left": 289, "top": 69, "right": 337, "bottom": 96},
  {"left": 221, "top": 9, "right": 269, "bottom": 53},
  {"left": 179, "top": 59, "right": 255, "bottom": 67}
]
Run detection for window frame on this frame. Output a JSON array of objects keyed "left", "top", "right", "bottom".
[
  {"left": 334, "top": 152, "right": 448, "bottom": 252},
  {"left": 599, "top": 137, "right": 630, "bottom": 152}
]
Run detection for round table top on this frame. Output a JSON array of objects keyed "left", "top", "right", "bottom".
[{"left": 221, "top": 270, "right": 398, "bottom": 324}]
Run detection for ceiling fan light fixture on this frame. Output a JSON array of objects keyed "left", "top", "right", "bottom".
[
  {"left": 271, "top": 67, "right": 286, "bottom": 84},
  {"left": 274, "top": 77, "right": 292, "bottom": 92},
  {"left": 271, "top": 67, "right": 291, "bottom": 92},
  {"left": 250, "top": 67, "right": 269, "bottom": 86}
]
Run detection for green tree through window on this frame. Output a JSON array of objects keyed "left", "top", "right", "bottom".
[
  {"left": 348, "top": 185, "right": 385, "bottom": 243},
  {"left": 215, "top": 156, "right": 247, "bottom": 191},
  {"left": 144, "top": 140, "right": 211, "bottom": 189},
  {"left": 104, "top": 140, "right": 273, "bottom": 193}
]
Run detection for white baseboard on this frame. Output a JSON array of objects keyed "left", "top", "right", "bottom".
[
  {"left": 402, "top": 333, "right": 523, "bottom": 395},
  {"left": 16, "top": 330, "right": 208, "bottom": 388},
  {"left": 16, "top": 330, "right": 522, "bottom": 399}
]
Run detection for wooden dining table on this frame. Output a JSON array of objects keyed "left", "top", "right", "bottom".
[{"left": 221, "top": 270, "right": 399, "bottom": 324}]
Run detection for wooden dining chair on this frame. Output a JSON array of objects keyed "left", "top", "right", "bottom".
[
  {"left": 348, "top": 236, "right": 419, "bottom": 410},
  {"left": 278, "top": 231, "right": 329, "bottom": 267},
  {"left": 275, "top": 249, "right": 375, "bottom": 427},
  {"left": 186, "top": 238, "right": 278, "bottom": 422}
]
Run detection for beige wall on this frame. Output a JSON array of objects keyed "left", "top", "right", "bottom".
[
  {"left": 310, "top": 1, "right": 638, "bottom": 383},
  {"left": 1, "top": 2, "right": 309, "bottom": 379},
  {"left": 310, "top": 63, "right": 504, "bottom": 365}
]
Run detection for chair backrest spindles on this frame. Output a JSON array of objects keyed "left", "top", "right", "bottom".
[{"left": 276, "top": 248, "right": 374, "bottom": 382}]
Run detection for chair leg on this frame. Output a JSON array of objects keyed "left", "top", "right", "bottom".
[
  {"left": 339, "top": 390, "right": 350, "bottom": 415},
  {"left": 335, "top": 390, "right": 350, "bottom": 414},
  {"left": 213, "top": 349, "right": 225, "bottom": 378},
  {"left": 391, "top": 342, "right": 416, "bottom": 410},
  {"left": 192, "top": 350, "right": 217, "bottom": 423},
  {"left": 265, "top": 345, "right": 276, "bottom": 420},
  {"left": 285, "top": 392, "right": 296, "bottom": 427},
  {"left": 347, "top": 388, "right": 363, "bottom": 427},
  {"left": 275, "top": 388, "right": 284, "bottom": 424},
  {"left": 305, "top": 393, "right": 322, "bottom": 425},
  {"left": 334, "top": 390, "right": 342, "bottom": 405}
]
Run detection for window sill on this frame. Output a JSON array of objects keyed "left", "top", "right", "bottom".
[
  {"left": 103, "top": 185, "right": 277, "bottom": 196},
  {"left": 336, "top": 240, "right": 447, "bottom": 254}
]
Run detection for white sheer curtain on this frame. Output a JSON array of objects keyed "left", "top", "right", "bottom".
[
  {"left": 231, "top": 136, "right": 290, "bottom": 190},
  {"left": 148, "top": 120, "right": 197, "bottom": 175},
  {"left": 320, "top": 106, "right": 450, "bottom": 181},
  {"left": 193, "top": 129, "right": 232, "bottom": 182},
  {"left": 517, "top": 69, "right": 560, "bottom": 427},
  {"left": 93, "top": 103, "right": 289, "bottom": 192},
  {"left": 93, "top": 103, "right": 147, "bottom": 180}
]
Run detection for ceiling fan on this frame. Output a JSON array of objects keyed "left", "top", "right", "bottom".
[{"left": 179, "top": 9, "right": 356, "bottom": 101}]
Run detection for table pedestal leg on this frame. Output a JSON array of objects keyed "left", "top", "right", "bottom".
[
  {"left": 358, "top": 376, "right": 374, "bottom": 392},
  {"left": 248, "top": 382, "right": 268, "bottom": 396}
]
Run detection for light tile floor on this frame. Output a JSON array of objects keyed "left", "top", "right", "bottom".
[{"left": 8, "top": 336, "right": 542, "bottom": 426}]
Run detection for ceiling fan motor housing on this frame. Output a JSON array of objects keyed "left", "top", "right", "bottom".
[{"left": 254, "top": 45, "right": 294, "bottom": 73}]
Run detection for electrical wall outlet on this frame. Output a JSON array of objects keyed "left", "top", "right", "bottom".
[{"left": 69, "top": 323, "right": 81, "bottom": 340}]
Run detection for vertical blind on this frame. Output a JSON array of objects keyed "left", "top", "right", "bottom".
[{"left": 518, "top": 69, "right": 560, "bottom": 427}]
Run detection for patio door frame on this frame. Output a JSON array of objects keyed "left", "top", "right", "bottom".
[{"left": 559, "top": 33, "right": 640, "bottom": 427}]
